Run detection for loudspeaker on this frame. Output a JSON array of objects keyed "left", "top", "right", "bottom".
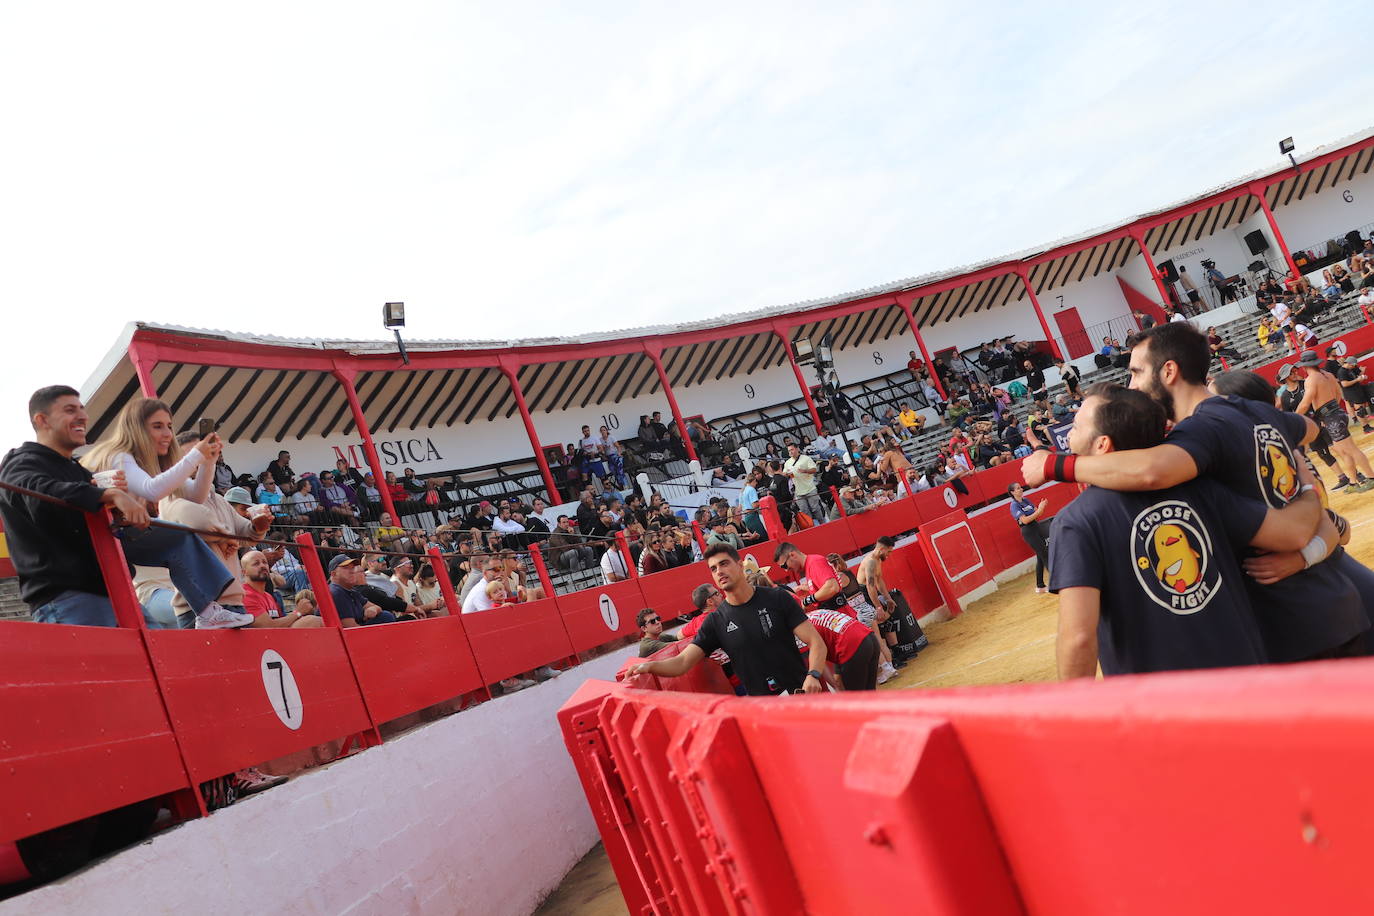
[
  {"left": 1244, "top": 230, "right": 1270, "bottom": 255},
  {"left": 1347, "top": 230, "right": 1364, "bottom": 250},
  {"left": 1248, "top": 260, "right": 1267, "bottom": 273},
  {"left": 1158, "top": 259, "right": 1179, "bottom": 283}
]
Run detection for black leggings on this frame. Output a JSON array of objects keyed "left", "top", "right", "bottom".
[
  {"left": 838, "top": 633, "right": 880, "bottom": 691},
  {"left": 1021, "top": 523, "right": 1050, "bottom": 588}
]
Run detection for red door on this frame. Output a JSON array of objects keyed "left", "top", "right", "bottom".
[{"left": 1054, "top": 307, "right": 1091, "bottom": 359}]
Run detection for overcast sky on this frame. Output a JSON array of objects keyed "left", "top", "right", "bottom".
[{"left": 3, "top": 1, "right": 1373, "bottom": 449}]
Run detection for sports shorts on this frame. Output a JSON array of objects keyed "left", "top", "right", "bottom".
[{"left": 1317, "top": 402, "right": 1351, "bottom": 443}]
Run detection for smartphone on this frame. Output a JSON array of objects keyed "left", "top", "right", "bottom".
[{"left": 198, "top": 418, "right": 217, "bottom": 439}]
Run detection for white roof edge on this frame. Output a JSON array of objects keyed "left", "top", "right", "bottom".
[
  {"left": 81, "top": 322, "right": 139, "bottom": 400},
  {"left": 90, "top": 125, "right": 1374, "bottom": 392}
]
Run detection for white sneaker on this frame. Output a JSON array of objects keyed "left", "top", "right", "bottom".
[
  {"left": 533, "top": 666, "right": 561, "bottom": 681},
  {"left": 501, "top": 677, "right": 535, "bottom": 692},
  {"left": 877, "top": 661, "right": 898, "bottom": 684},
  {"left": 195, "top": 602, "right": 255, "bottom": 629}
]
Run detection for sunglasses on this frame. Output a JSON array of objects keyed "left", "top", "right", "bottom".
[{"left": 644, "top": 616, "right": 660, "bottom": 624}]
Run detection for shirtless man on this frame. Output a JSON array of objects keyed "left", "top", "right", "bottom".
[
  {"left": 1294, "top": 349, "right": 1374, "bottom": 492},
  {"left": 858, "top": 536, "right": 900, "bottom": 657}
]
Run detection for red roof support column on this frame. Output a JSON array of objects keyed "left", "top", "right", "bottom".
[
  {"left": 331, "top": 368, "right": 399, "bottom": 524},
  {"left": 896, "top": 299, "right": 947, "bottom": 402},
  {"left": 128, "top": 342, "right": 158, "bottom": 398},
  {"left": 645, "top": 347, "right": 698, "bottom": 464},
  {"left": 1016, "top": 270, "right": 1064, "bottom": 362},
  {"left": 774, "top": 327, "right": 824, "bottom": 435},
  {"left": 1248, "top": 183, "right": 1302, "bottom": 283},
  {"left": 1130, "top": 231, "right": 1173, "bottom": 311},
  {"left": 498, "top": 365, "right": 561, "bottom": 505}
]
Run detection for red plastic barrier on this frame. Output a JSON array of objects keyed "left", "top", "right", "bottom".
[
  {"left": 918, "top": 510, "right": 995, "bottom": 617},
  {"left": 0, "top": 623, "right": 193, "bottom": 842},
  {"left": 144, "top": 628, "right": 375, "bottom": 783},
  {"left": 563, "top": 660, "right": 1374, "bottom": 915},
  {"left": 463, "top": 596, "right": 577, "bottom": 683},
  {"left": 615, "top": 640, "right": 735, "bottom": 695},
  {"left": 556, "top": 578, "right": 647, "bottom": 654}
]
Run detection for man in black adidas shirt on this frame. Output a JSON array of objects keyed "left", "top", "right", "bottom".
[
  {"left": 627, "top": 543, "right": 828, "bottom": 695},
  {"left": 1048, "top": 385, "right": 1324, "bottom": 676},
  {"left": 1025, "top": 323, "right": 1370, "bottom": 661}
]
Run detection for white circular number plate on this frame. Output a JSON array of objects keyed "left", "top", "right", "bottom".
[
  {"left": 599, "top": 594, "right": 620, "bottom": 631},
  {"left": 943, "top": 487, "right": 958, "bottom": 508},
  {"left": 1332, "top": 340, "right": 1348, "bottom": 357},
  {"left": 260, "top": 649, "right": 303, "bottom": 731}
]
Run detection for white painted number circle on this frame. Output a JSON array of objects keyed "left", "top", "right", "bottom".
[
  {"left": 942, "top": 487, "right": 958, "bottom": 508},
  {"left": 260, "top": 649, "right": 304, "bottom": 731},
  {"left": 1332, "top": 340, "right": 1348, "bottom": 357},
  {"left": 599, "top": 594, "right": 620, "bottom": 631}
]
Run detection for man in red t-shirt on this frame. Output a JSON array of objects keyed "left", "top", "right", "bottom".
[
  {"left": 906, "top": 350, "right": 924, "bottom": 379},
  {"left": 774, "top": 542, "right": 855, "bottom": 619},
  {"left": 805, "top": 608, "right": 880, "bottom": 690},
  {"left": 242, "top": 551, "right": 323, "bottom": 629},
  {"left": 681, "top": 582, "right": 723, "bottom": 639}
]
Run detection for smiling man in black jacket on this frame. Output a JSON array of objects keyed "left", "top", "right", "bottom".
[{"left": 0, "top": 386, "right": 152, "bottom": 625}]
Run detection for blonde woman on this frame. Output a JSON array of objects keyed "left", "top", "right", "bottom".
[{"left": 82, "top": 397, "right": 248, "bottom": 629}]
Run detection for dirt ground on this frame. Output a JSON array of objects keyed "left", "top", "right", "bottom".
[{"left": 535, "top": 431, "right": 1374, "bottom": 915}]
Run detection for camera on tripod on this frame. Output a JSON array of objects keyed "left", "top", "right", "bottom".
[{"left": 1200, "top": 258, "right": 1216, "bottom": 270}]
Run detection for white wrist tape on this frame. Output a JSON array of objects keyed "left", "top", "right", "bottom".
[{"left": 1300, "top": 535, "right": 1328, "bottom": 569}]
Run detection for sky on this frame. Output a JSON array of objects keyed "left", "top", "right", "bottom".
[{"left": 2, "top": 1, "right": 1373, "bottom": 449}]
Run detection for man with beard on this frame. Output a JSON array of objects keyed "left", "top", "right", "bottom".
[
  {"left": 1024, "top": 323, "right": 1370, "bottom": 662},
  {"left": 627, "top": 544, "right": 827, "bottom": 695}
]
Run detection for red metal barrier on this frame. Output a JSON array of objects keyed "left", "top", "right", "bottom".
[
  {"left": 556, "top": 578, "right": 648, "bottom": 654},
  {"left": 562, "top": 661, "right": 1374, "bottom": 915},
  {"left": 0, "top": 623, "right": 193, "bottom": 842}
]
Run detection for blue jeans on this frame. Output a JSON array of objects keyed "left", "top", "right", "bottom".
[
  {"left": 142, "top": 587, "right": 179, "bottom": 629},
  {"left": 280, "top": 568, "right": 311, "bottom": 595},
  {"left": 116, "top": 524, "right": 234, "bottom": 617},
  {"left": 32, "top": 590, "right": 157, "bottom": 628}
]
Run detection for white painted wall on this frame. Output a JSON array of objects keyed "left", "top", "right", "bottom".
[
  {"left": 4, "top": 651, "right": 631, "bottom": 916},
  {"left": 1267, "top": 169, "right": 1374, "bottom": 254}
]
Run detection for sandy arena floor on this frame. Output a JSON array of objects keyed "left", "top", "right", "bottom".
[{"left": 536, "top": 433, "right": 1374, "bottom": 915}]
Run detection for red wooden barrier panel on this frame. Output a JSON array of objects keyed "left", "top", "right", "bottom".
[
  {"left": 911, "top": 476, "right": 986, "bottom": 523},
  {"left": 463, "top": 596, "right": 577, "bottom": 684},
  {"left": 634, "top": 562, "right": 711, "bottom": 619},
  {"left": 843, "top": 496, "right": 921, "bottom": 549},
  {"left": 918, "top": 509, "right": 995, "bottom": 617},
  {"left": 556, "top": 578, "right": 648, "bottom": 655},
  {"left": 342, "top": 615, "right": 487, "bottom": 725},
  {"left": 0, "top": 623, "right": 192, "bottom": 842},
  {"left": 144, "top": 628, "right": 374, "bottom": 783},
  {"left": 778, "top": 516, "right": 859, "bottom": 558}
]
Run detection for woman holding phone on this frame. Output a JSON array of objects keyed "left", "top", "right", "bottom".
[{"left": 82, "top": 398, "right": 248, "bottom": 629}]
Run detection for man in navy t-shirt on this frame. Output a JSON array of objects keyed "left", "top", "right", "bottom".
[
  {"left": 1048, "top": 386, "right": 1323, "bottom": 677},
  {"left": 1027, "top": 323, "right": 1370, "bottom": 662}
]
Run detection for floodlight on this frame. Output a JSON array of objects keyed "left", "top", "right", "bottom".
[
  {"left": 793, "top": 339, "right": 814, "bottom": 365},
  {"left": 1278, "top": 137, "right": 1294, "bottom": 155},
  {"left": 382, "top": 302, "right": 409, "bottom": 364}
]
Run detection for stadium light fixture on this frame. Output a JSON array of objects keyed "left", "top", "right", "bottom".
[
  {"left": 382, "top": 301, "right": 410, "bottom": 365},
  {"left": 1279, "top": 137, "right": 1299, "bottom": 173}
]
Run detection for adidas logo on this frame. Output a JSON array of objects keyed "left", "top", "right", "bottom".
[{"left": 725, "top": 621, "right": 739, "bottom": 632}]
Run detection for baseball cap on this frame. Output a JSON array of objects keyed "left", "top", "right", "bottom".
[
  {"left": 223, "top": 486, "right": 253, "bottom": 506},
  {"left": 328, "top": 554, "right": 359, "bottom": 573},
  {"left": 1296, "top": 350, "right": 1323, "bottom": 367}
]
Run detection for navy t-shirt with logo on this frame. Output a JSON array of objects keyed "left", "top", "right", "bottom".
[
  {"left": 1049, "top": 481, "right": 1268, "bottom": 675},
  {"left": 693, "top": 586, "right": 808, "bottom": 695},
  {"left": 1166, "top": 396, "right": 1368, "bottom": 660}
]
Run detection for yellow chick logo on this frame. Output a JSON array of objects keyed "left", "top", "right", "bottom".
[
  {"left": 1265, "top": 444, "right": 1298, "bottom": 502},
  {"left": 1152, "top": 524, "right": 1201, "bottom": 593}
]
